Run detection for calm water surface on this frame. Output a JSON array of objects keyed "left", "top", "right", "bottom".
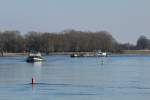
[{"left": 0, "top": 55, "right": 150, "bottom": 100}]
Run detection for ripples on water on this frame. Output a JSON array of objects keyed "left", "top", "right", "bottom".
[{"left": 0, "top": 55, "right": 150, "bottom": 100}]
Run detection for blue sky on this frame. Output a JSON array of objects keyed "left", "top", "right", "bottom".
[{"left": 0, "top": 0, "right": 150, "bottom": 44}]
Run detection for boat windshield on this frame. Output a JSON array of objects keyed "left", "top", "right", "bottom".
[{"left": 29, "top": 53, "right": 42, "bottom": 57}]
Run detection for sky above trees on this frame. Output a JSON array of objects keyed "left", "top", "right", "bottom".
[{"left": 0, "top": 0, "right": 150, "bottom": 44}]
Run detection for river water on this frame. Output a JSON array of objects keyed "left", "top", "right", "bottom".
[{"left": 0, "top": 55, "right": 150, "bottom": 100}]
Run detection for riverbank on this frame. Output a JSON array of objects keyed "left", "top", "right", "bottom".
[
  {"left": 0, "top": 53, "right": 27, "bottom": 56},
  {"left": 0, "top": 52, "right": 92, "bottom": 56},
  {"left": 122, "top": 50, "right": 150, "bottom": 54},
  {"left": 1, "top": 50, "right": 150, "bottom": 57}
]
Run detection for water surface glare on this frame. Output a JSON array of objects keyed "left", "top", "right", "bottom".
[{"left": 0, "top": 55, "right": 150, "bottom": 100}]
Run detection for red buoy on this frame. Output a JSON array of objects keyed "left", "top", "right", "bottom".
[{"left": 32, "top": 77, "right": 36, "bottom": 84}]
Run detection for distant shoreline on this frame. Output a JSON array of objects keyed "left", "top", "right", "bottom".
[
  {"left": 1, "top": 50, "right": 150, "bottom": 56},
  {"left": 0, "top": 52, "right": 95, "bottom": 56},
  {"left": 122, "top": 50, "right": 150, "bottom": 54}
]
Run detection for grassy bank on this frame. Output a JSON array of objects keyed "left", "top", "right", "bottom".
[
  {"left": 1, "top": 50, "right": 150, "bottom": 57},
  {"left": 0, "top": 52, "right": 95, "bottom": 56},
  {"left": 0, "top": 53, "right": 28, "bottom": 56},
  {"left": 122, "top": 50, "right": 150, "bottom": 54}
]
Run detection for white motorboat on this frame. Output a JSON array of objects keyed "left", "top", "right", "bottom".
[
  {"left": 26, "top": 52, "right": 44, "bottom": 62},
  {"left": 96, "top": 50, "right": 107, "bottom": 57}
]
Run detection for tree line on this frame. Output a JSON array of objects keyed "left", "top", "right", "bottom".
[
  {"left": 118, "top": 35, "right": 150, "bottom": 51},
  {"left": 0, "top": 30, "right": 149, "bottom": 54}
]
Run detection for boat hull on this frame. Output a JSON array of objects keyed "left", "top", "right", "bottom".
[{"left": 26, "top": 57, "right": 43, "bottom": 62}]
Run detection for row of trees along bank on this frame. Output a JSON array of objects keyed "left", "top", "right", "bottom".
[
  {"left": 0, "top": 30, "right": 119, "bottom": 54},
  {"left": 0, "top": 30, "right": 149, "bottom": 55}
]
